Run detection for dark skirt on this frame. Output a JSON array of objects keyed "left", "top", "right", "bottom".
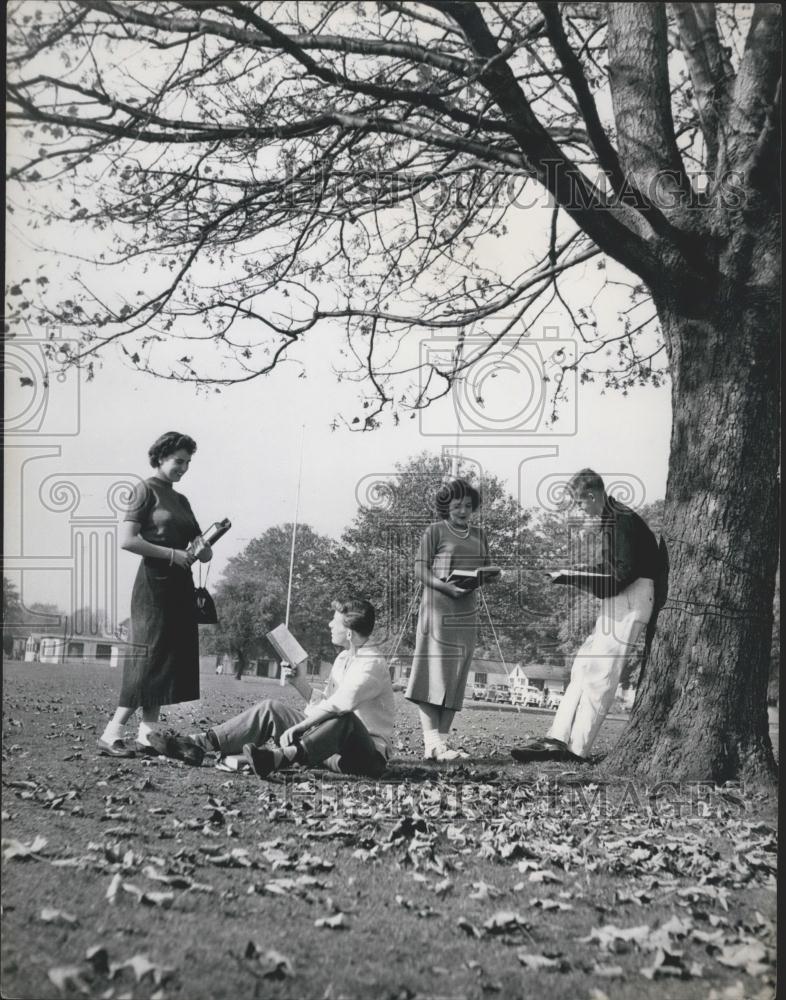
[{"left": 119, "top": 561, "right": 199, "bottom": 709}]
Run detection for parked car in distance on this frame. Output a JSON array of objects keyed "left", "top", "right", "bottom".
[
  {"left": 525, "top": 689, "right": 543, "bottom": 708},
  {"left": 546, "top": 692, "right": 563, "bottom": 710},
  {"left": 471, "top": 683, "right": 488, "bottom": 700},
  {"left": 492, "top": 686, "right": 512, "bottom": 704}
]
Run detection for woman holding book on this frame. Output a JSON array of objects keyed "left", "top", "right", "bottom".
[
  {"left": 97, "top": 431, "right": 213, "bottom": 758},
  {"left": 405, "top": 477, "right": 497, "bottom": 761}
]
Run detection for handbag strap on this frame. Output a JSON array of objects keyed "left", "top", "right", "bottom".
[{"left": 198, "top": 561, "right": 211, "bottom": 588}]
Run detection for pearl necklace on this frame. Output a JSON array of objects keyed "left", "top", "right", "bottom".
[{"left": 445, "top": 520, "right": 470, "bottom": 539}]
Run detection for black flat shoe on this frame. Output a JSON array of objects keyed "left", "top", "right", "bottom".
[
  {"left": 97, "top": 738, "right": 136, "bottom": 758},
  {"left": 134, "top": 742, "right": 160, "bottom": 757},
  {"left": 510, "top": 743, "right": 559, "bottom": 762}
]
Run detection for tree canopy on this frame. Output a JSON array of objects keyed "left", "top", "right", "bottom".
[{"left": 9, "top": 2, "right": 775, "bottom": 414}]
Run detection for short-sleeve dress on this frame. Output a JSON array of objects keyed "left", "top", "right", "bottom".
[
  {"left": 120, "top": 477, "right": 201, "bottom": 709},
  {"left": 405, "top": 520, "right": 489, "bottom": 711}
]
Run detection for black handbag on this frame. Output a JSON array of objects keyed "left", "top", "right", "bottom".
[{"left": 194, "top": 564, "right": 218, "bottom": 625}]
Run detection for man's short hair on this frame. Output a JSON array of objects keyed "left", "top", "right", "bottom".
[
  {"left": 333, "top": 599, "right": 375, "bottom": 637},
  {"left": 568, "top": 468, "right": 606, "bottom": 498}
]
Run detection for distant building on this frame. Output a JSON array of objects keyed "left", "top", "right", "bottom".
[
  {"left": 24, "top": 632, "right": 134, "bottom": 667},
  {"left": 518, "top": 663, "right": 569, "bottom": 695}
]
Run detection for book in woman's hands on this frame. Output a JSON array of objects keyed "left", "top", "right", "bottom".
[
  {"left": 446, "top": 566, "right": 503, "bottom": 591},
  {"left": 188, "top": 518, "right": 231, "bottom": 555},
  {"left": 201, "top": 519, "right": 232, "bottom": 546}
]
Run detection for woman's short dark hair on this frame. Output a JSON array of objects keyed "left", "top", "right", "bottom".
[
  {"left": 332, "top": 599, "right": 375, "bottom": 637},
  {"left": 435, "top": 478, "right": 481, "bottom": 519},
  {"left": 148, "top": 432, "right": 197, "bottom": 468}
]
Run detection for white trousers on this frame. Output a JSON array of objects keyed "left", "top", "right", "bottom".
[{"left": 549, "top": 577, "right": 654, "bottom": 758}]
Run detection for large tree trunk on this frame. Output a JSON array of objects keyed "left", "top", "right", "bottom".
[{"left": 606, "top": 275, "right": 779, "bottom": 784}]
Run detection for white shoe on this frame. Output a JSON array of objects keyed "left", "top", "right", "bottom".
[{"left": 433, "top": 747, "right": 465, "bottom": 762}]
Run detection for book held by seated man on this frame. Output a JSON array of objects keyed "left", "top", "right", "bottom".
[
  {"left": 267, "top": 623, "right": 309, "bottom": 686},
  {"left": 446, "top": 566, "right": 503, "bottom": 591}
]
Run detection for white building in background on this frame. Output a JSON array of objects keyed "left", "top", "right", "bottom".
[
  {"left": 24, "top": 632, "right": 133, "bottom": 667},
  {"left": 518, "top": 663, "right": 569, "bottom": 696}
]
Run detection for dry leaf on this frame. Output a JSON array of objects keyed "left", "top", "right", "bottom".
[
  {"left": 41, "top": 907, "right": 78, "bottom": 926},
  {"left": 2, "top": 835, "right": 47, "bottom": 860},
  {"left": 47, "top": 965, "right": 90, "bottom": 996},
  {"left": 110, "top": 953, "right": 175, "bottom": 985},
  {"left": 259, "top": 949, "right": 294, "bottom": 979},
  {"left": 106, "top": 873, "right": 122, "bottom": 904},
  {"left": 516, "top": 951, "right": 562, "bottom": 971},
  {"left": 314, "top": 912, "right": 348, "bottom": 930}
]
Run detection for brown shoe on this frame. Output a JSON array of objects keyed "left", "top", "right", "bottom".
[{"left": 97, "top": 738, "right": 136, "bottom": 758}]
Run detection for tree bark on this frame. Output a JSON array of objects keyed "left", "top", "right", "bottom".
[{"left": 605, "top": 268, "right": 779, "bottom": 784}]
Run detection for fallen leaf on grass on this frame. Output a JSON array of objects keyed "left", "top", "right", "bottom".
[
  {"left": 468, "top": 881, "right": 504, "bottom": 901},
  {"left": 433, "top": 877, "right": 454, "bottom": 896},
  {"left": 2, "top": 835, "right": 47, "bottom": 860},
  {"left": 315, "top": 912, "right": 348, "bottom": 930},
  {"left": 457, "top": 917, "right": 483, "bottom": 938},
  {"left": 106, "top": 873, "right": 122, "bottom": 904},
  {"left": 120, "top": 882, "right": 174, "bottom": 908},
  {"left": 484, "top": 911, "right": 530, "bottom": 935},
  {"left": 258, "top": 875, "right": 327, "bottom": 898},
  {"left": 528, "top": 869, "right": 563, "bottom": 884},
  {"left": 640, "top": 947, "right": 702, "bottom": 980},
  {"left": 590, "top": 963, "right": 624, "bottom": 978},
  {"left": 142, "top": 865, "right": 198, "bottom": 890},
  {"left": 516, "top": 951, "right": 566, "bottom": 972},
  {"left": 85, "top": 946, "right": 109, "bottom": 974},
  {"left": 395, "top": 896, "right": 440, "bottom": 918},
  {"left": 110, "top": 953, "right": 175, "bottom": 985},
  {"left": 716, "top": 940, "right": 771, "bottom": 975},
  {"left": 580, "top": 924, "right": 651, "bottom": 951},
  {"left": 529, "top": 898, "right": 573, "bottom": 912},
  {"left": 707, "top": 982, "right": 774, "bottom": 1000},
  {"left": 41, "top": 907, "right": 78, "bottom": 926},
  {"left": 244, "top": 942, "right": 294, "bottom": 979},
  {"left": 47, "top": 965, "right": 90, "bottom": 996}
]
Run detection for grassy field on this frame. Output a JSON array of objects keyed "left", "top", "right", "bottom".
[{"left": 1, "top": 661, "right": 777, "bottom": 1000}]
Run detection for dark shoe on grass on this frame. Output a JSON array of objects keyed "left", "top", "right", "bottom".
[
  {"left": 242, "top": 743, "right": 276, "bottom": 779},
  {"left": 146, "top": 730, "right": 205, "bottom": 767},
  {"left": 510, "top": 744, "right": 558, "bottom": 763},
  {"left": 97, "top": 738, "right": 136, "bottom": 758},
  {"left": 134, "top": 741, "right": 161, "bottom": 757}
]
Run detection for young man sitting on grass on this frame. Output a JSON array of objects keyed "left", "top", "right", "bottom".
[{"left": 148, "top": 599, "right": 395, "bottom": 779}]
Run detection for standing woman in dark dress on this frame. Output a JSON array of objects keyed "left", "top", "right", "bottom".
[
  {"left": 405, "top": 478, "right": 494, "bottom": 761},
  {"left": 97, "top": 432, "right": 212, "bottom": 757}
]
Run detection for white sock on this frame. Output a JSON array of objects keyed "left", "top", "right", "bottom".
[
  {"left": 324, "top": 753, "right": 342, "bottom": 773},
  {"left": 137, "top": 721, "right": 159, "bottom": 746},
  {"left": 423, "top": 730, "right": 441, "bottom": 757},
  {"left": 101, "top": 721, "right": 125, "bottom": 744}
]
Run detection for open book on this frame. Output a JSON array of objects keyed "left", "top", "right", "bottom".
[
  {"left": 446, "top": 566, "right": 503, "bottom": 591},
  {"left": 547, "top": 569, "right": 612, "bottom": 598}
]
